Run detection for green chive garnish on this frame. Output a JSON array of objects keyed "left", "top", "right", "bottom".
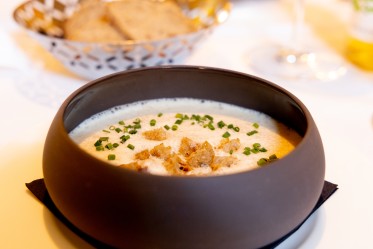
[
  {"left": 233, "top": 126, "right": 240, "bottom": 132},
  {"left": 257, "top": 158, "right": 268, "bottom": 166},
  {"left": 96, "top": 145, "right": 104, "bottom": 151},
  {"left": 150, "top": 119, "right": 156, "bottom": 126},
  {"left": 172, "top": 125, "right": 178, "bottom": 131},
  {"left": 164, "top": 125, "right": 170, "bottom": 130},
  {"left": 99, "top": 137, "right": 109, "bottom": 141},
  {"left": 108, "top": 154, "right": 116, "bottom": 160},
  {"left": 217, "top": 121, "right": 226, "bottom": 128},
  {"left": 247, "top": 130, "right": 258, "bottom": 136},
  {"left": 118, "top": 120, "right": 125, "bottom": 125},
  {"left": 102, "top": 129, "right": 110, "bottom": 133},
  {"left": 253, "top": 123, "right": 259, "bottom": 129},
  {"left": 127, "top": 144, "right": 135, "bottom": 150},
  {"left": 175, "top": 119, "right": 183, "bottom": 125},
  {"left": 222, "top": 131, "right": 230, "bottom": 138},
  {"left": 204, "top": 114, "right": 213, "bottom": 121},
  {"left": 243, "top": 147, "right": 251, "bottom": 155},
  {"left": 129, "top": 129, "right": 137, "bottom": 134},
  {"left": 115, "top": 127, "right": 122, "bottom": 133},
  {"left": 158, "top": 113, "right": 163, "bottom": 117},
  {"left": 208, "top": 123, "right": 215, "bottom": 130}
]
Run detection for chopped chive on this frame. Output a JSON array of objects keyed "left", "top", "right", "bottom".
[
  {"left": 269, "top": 154, "right": 278, "bottom": 160},
  {"left": 96, "top": 145, "right": 104, "bottom": 151},
  {"left": 158, "top": 113, "right": 163, "bottom": 117},
  {"left": 99, "top": 137, "right": 109, "bottom": 141},
  {"left": 204, "top": 114, "right": 213, "bottom": 121},
  {"left": 150, "top": 119, "right": 156, "bottom": 126},
  {"left": 243, "top": 147, "right": 251, "bottom": 155},
  {"left": 113, "top": 143, "right": 119, "bottom": 148},
  {"left": 94, "top": 140, "right": 102, "bottom": 147},
  {"left": 109, "top": 125, "right": 116, "bottom": 130},
  {"left": 247, "top": 130, "right": 258, "bottom": 136},
  {"left": 222, "top": 131, "right": 230, "bottom": 138},
  {"left": 118, "top": 120, "right": 125, "bottom": 125},
  {"left": 115, "top": 128, "right": 122, "bottom": 133},
  {"left": 257, "top": 154, "right": 278, "bottom": 166},
  {"left": 253, "top": 123, "right": 259, "bottom": 129},
  {"left": 208, "top": 123, "right": 215, "bottom": 130},
  {"left": 164, "top": 125, "right": 170, "bottom": 130},
  {"left": 102, "top": 129, "right": 110, "bottom": 133},
  {"left": 108, "top": 154, "right": 116, "bottom": 160},
  {"left": 253, "top": 143, "right": 261, "bottom": 149},
  {"left": 175, "top": 119, "right": 183, "bottom": 125},
  {"left": 133, "top": 118, "right": 141, "bottom": 124},
  {"left": 120, "top": 135, "right": 130, "bottom": 143},
  {"left": 217, "top": 121, "right": 226, "bottom": 128},
  {"left": 227, "top": 124, "right": 234, "bottom": 129},
  {"left": 127, "top": 144, "right": 135, "bottom": 150},
  {"left": 257, "top": 158, "right": 268, "bottom": 166},
  {"left": 259, "top": 147, "right": 267, "bottom": 152},
  {"left": 175, "top": 113, "right": 183, "bottom": 119},
  {"left": 233, "top": 126, "right": 240, "bottom": 132},
  {"left": 133, "top": 124, "right": 141, "bottom": 129},
  {"left": 229, "top": 150, "right": 233, "bottom": 155},
  {"left": 105, "top": 143, "right": 114, "bottom": 150},
  {"left": 129, "top": 129, "right": 137, "bottom": 134},
  {"left": 172, "top": 125, "right": 178, "bottom": 131}
]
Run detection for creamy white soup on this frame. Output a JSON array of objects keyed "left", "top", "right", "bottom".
[{"left": 70, "top": 98, "right": 302, "bottom": 176}]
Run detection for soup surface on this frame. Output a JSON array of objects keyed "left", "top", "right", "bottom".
[{"left": 70, "top": 98, "right": 302, "bottom": 176}]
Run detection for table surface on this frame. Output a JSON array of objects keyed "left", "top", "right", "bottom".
[{"left": 1, "top": 0, "right": 372, "bottom": 248}]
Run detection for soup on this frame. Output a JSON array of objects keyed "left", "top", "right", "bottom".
[{"left": 70, "top": 98, "right": 301, "bottom": 176}]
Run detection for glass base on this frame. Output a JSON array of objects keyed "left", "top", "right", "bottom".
[{"left": 248, "top": 45, "right": 346, "bottom": 81}]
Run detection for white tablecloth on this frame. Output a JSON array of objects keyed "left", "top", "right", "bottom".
[{"left": 1, "top": 0, "right": 372, "bottom": 248}]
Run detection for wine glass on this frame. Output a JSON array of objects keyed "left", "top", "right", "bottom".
[{"left": 248, "top": 0, "right": 346, "bottom": 81}]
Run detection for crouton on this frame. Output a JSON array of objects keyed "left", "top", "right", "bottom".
[
  {"left": 179, "top": 137, "right": 199, "bottom": 157},
  {"left": 163, "top": 153, "right": 191, "bottom": 174},
  {"left": 143, "top": 128, "right": 167, "bottom": 141},
  {"left": 119, "top": 162, "right": 148, "bottom": 172},
  {"left": 187, "top": 141, "right": 214, "bottom": 168},
  {"left": 150, "top": 143, "right": 172, "bottom": 160},
  {"left": 219, "top": 138, "right": 241, "bottom": 153},
  {"left": 135, "top": 149, "right": 150, "bottom": 160}
]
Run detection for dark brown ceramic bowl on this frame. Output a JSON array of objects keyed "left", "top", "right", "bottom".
[{"left": 43, "top": 66, "right": 325, "bottom": 249}]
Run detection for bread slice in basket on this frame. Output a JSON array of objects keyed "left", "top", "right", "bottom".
[
  {"left": 106, "top": 0, "right": 198, "bottom": 41},
  {"left": 63, "top": 0, "right": 198, "bottom": 43},
  {"left": 64, "top": 0, "right": 126, "bottom": 43}
]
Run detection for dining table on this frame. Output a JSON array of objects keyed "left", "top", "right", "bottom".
[{"left": 1, "top": 0, "right": 372, "bottom": 248}]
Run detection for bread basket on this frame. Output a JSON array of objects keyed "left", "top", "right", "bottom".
[{"left": 13, "top": 0, "right": 231, "bottom": 79}]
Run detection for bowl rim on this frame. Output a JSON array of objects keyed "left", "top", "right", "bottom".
[
  {"left": 56, "top": 65, "right": 316, "bottom": 179},
  {"left": 13, "top": 0, "right": 232, "bottom": 46}
]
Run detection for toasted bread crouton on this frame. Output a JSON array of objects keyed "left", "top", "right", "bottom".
[
  {"left": 211, "top": 156, "right": 238, "bottom": 171},
  {"left": 187, "top": 141, "right": 215, "bottom": 168},
  {"left": 143, "top": 128, "right": 167, "bottom": 141},
  {"left": 150, "top": 143, "right": 172, "bottom": 160},
  {"left": 179, "top": 137, "right": 199, "bottom": 157},
  {"left": 64, "top": 1, "right": 125, "bottom": 43},
  {"left": 135, "top": 149, "right": 150, "bottom": 160},
  {"left": 119, "top": 162, "right": 148, "bottom": 172},
  {"left": 163, "top": 153, "right": 191, "bottom": 174},
  {"left": 219, "top": 138, "right": 241, "bottom": 153},
  {"left": 106, "top": 0, "right": 197, "bottom": 41}
]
